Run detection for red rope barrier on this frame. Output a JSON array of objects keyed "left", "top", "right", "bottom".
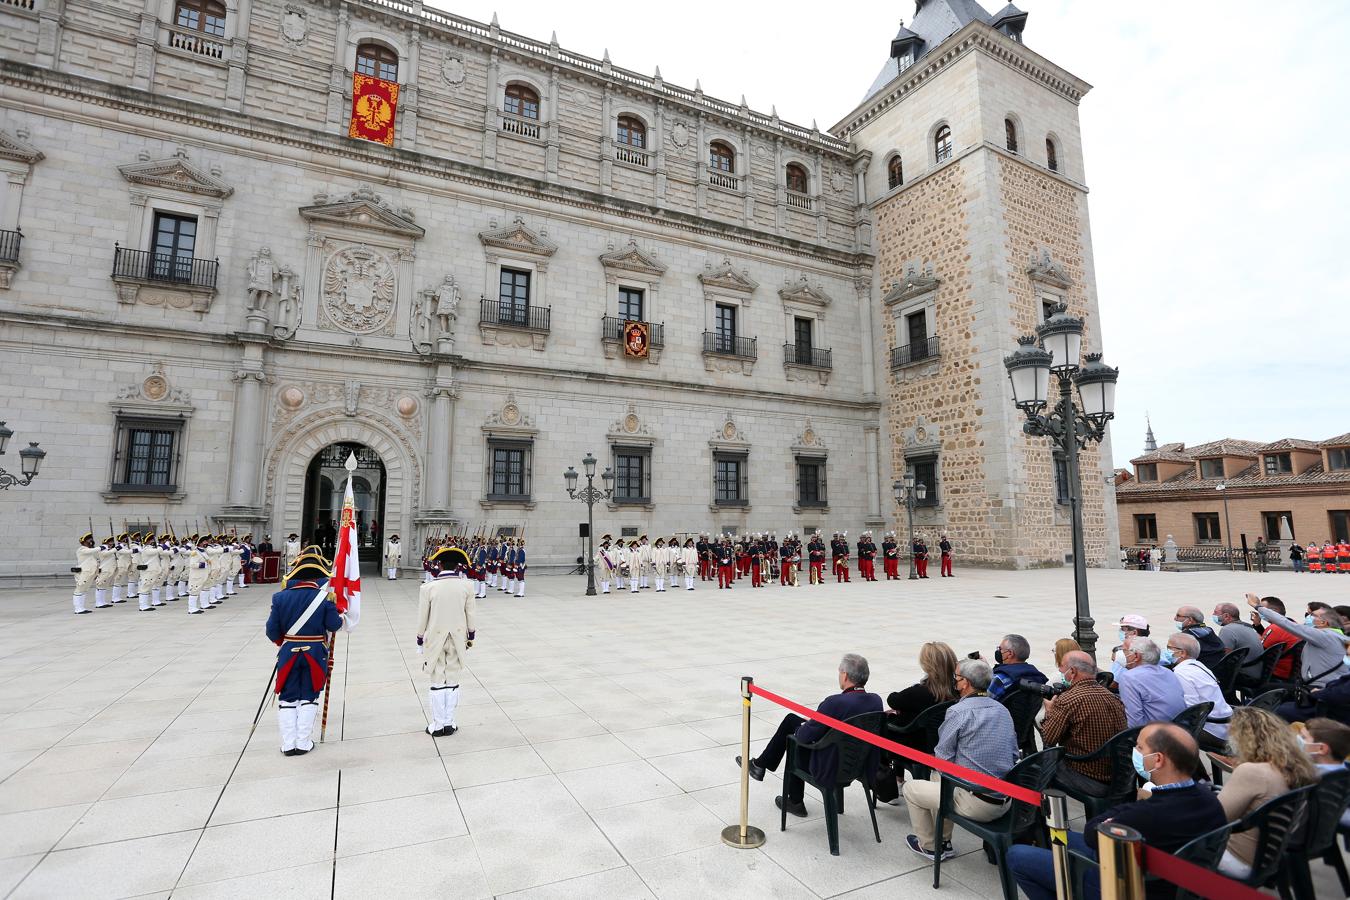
[
  {"left": 746, "top": 682, "right": 1043, "bottom": 807},
  {"left": 1140, "top": 845, "right": 1268, "bottom": 900}
]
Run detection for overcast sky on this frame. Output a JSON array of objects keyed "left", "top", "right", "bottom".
[{"left": 435, "top": 0, "right": 1350, "bottom": 466}]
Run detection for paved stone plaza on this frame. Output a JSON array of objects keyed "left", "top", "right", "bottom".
[{"left": 0, "top": 568, "right": 1345, "bottom": 898}]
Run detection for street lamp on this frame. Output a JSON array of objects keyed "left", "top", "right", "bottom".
[
  {"left": 892, "top": 471, "right": 927, "bottom": 580},
  {"left": 1216, "top": 481, "right": 1234, "bottom": 571},
  {"left": 564, "top": 451, "right": 614, "bottom": 596},
  {"left": 0, "top": 421, "right": 46, "bottom": 490},
  {"left": 1004, "top": 303, "right": 1119, "bottom": 654}
]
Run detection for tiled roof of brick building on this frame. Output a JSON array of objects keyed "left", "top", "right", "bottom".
[
  {"left": 1321, "top": 433, "right": 1350, "bottom": 448},
  {"left": 1130, "top": 442, "right": 1192, "bottom": 465},
  {"left": 1184, "top": 439, "right": 1263, "bottom": 459},
  {"left": 1257, "top": 438, "right": 1322, "bottom": 452}
]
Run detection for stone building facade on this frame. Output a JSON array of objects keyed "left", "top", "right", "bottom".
[
  {"left": 1118, "top": 435, "right": 1350, "bottom": 554},
  {"left": 0, "top": 0, "right": 1118, "bottom": 577}
]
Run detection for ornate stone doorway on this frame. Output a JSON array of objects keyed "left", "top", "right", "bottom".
[{"left": 302, "top": 442, "right": 387, "bottom": 566}]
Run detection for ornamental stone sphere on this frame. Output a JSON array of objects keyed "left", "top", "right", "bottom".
[
  {"left": 396, "top": 395, "right": 418, "bottom": 418},
  {"left": 279, "top": 386, "right": 305, "bottom": 410}
]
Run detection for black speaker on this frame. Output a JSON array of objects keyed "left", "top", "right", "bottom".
[{"left": 579, "top": 523, "right": 590, "bottom": 538}]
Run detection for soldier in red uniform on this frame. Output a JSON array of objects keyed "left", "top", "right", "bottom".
[{"left": 717, "top": 537, "right": 736, "bottom": 589}]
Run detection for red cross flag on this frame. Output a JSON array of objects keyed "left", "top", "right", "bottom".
[{"left": 331, "top": 453, "right": 362, "bottom": 630}]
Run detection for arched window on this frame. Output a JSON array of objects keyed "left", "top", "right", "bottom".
[
  {"left": 708, "top": 141, "right": 735, "bottom": 173},
  {"left": 1005, "top": 118, "right": 1018, "bottom": 153},
  {"left": 616, "top": 115, "right": 646, "bottom": 149},
  {"left": 934, "top": 125, "right": 953, "bottom": 163},
  {"left": 504, "top": 83, "right": 540, "bottom": 120},
  {"left": 175, "top": 0, "right": 226, "bottom": 37},
  {"left": 355, "top": 42, "right": 398, "bottom": 82},
  {"left": 1046, "top": 136, "right": 1059, "bottom": 172},
  {"left": 785, "top": 163, "right": 808, "bottom": 194},
  {"left": 887, "top": 156, "right": 904, "bottom": 189}
]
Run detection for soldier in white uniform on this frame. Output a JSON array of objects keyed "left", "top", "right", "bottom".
[
  {"left": 175, "top": 535, "right": 190, "bottom": 599},
  {"left": 384, "top": 534, "right": 402, "bottom": 580},
  {"left": 136, "top": 535, "right": 161, "bottom": 611},
  {"left": 207, "top": 535, "right": 227, "bottom": 604},
  {"left": 162, "top": 534, "right": 179, "bottom": 602},
  {"left": 416, "top": 546, "right": 477, "bottom": 737},
  {"left": 93, "top": 535, "right": 117, "bottom": 608},
  {"left": 652, "top": 538, "right": 670, "bottom": 593},
  {"left": 112, "top": 533, "right": 133, "bottom": 605},
  {"left": 595, "top": 534, "right": 616, "bottom": 594},
  {"left": 125, "top": 532, "right": 142, "bottom": 602},
  {"left": 283, "top": 533, "right": 301, "bottom": 571},
  {"left": 186, "top": 535, "right": 212, "bottom": 614},
  {"left": 71, "top": 532, "right": 98, "bottom": 614},
  {"left": 224, "top": 537, "right": 242, "bottom": 596},
  {"left": 681, "top": 538, "right": 699, "bottom": 591},
  {"left": 613, "top": 539, "right": 629, "bottom": 591},
  {"left": 637, "top": 535, "right": 653, "bottom": 589},
  {"left": 627, "top": 540, "right": 641, "bottom": 594}
]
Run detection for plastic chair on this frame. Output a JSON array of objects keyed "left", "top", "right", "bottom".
[
  {"left": 1235, "top": 644, "right": 1285, "bottom": 702},
  {"left": 999, "top": 687, "right": 1042, "bottom": 756},
  {"left": 1171, "top": 702, "right": 1214, "bottom": 742},
  {"left": 1287, "top": 769, "right": 1350, "bottom": 900},
  {"left": 1209, "top": 646, "right": 1249, "bottom": 704},
  {"left": 884, "top": 701, "right": 955, "bottom": 781},
  {"left": 1094, "top": 671, "right": 1115, "bottom": 691},
  {"left": 1246, "top": 687, "right": 1290, "bottom": 713},
  {"left": 1060, "top": 725, "right": 1143, "bottom": 818},
  {"left": 1231, "top": 784, "right": 1314, "bottom": 893},
  {"left": 782, "top": 710, "right": 885, "bottom": 856},
  {"left": 931, "top": 746, "right": 1063, "bottom": 900}
]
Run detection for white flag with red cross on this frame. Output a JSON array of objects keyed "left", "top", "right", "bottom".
[{"left": 331, "top": 455, "right": 362, "bottom": 630}]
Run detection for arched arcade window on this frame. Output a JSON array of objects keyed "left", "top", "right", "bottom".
[
  {"left": 785, "top": 163, "right": 809, "bottom": 193},
  {"left": 708, "top": 140, "right": 735, "bottom": 173},
  {"left": 505, "top": 83, "right": 541, "bottom": 119},
  {"left": 934, "top": 125, "right": 953, "bottom": 163},
  {"left": 1046, "top": 136, "right": 1059, "bottom": 172},
  {"left": 616, "top": 115, "right": 646, "bottom": 148},
  {"left": 175, "top": 0, "right": 226, "bottom": 37},
  {"left": 887, "top": 155, "right": 903, "bottom": 189},
  {"left": 355, "top": 42, "right": 398, "bottom": 81},
  {"left": 1005, "top": 118, "right": 1019, "bottom": 153}
]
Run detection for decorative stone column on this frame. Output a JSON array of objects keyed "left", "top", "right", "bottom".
[
  {"left": 219, "top": 333, "right": 271, "bottom": 532},
  {"left": 415, "top": 356, "right": 458, "bottom": 544},
  {"left": 864, "top": 425, "right": 885, "bottom": 526}
]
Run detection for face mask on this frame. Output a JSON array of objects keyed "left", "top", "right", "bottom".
[
  {"left": 1117, "top": 630, "right": 1127, "bottom": 644},
  {"left": 1211, "top": 615, "right": 1224, "bottom": 627},
  {"left": 1056, "top": 671, "right": 1070, "bottom": 687},
  {"left": 1174, "top": 621, "right": 1185, "bottom": 632},
  {"left": 1306, "top": 615, "right": 1317, "bottom": 627},
  {"left": 1160, "top": 648, "right": 1176, "bottom": 666},
  {"left": 1131, "top": 748, "right": 1154, "bottom": 780},
  {"left": 993, "top": 648, "right": 1005, "bottom": 665}
]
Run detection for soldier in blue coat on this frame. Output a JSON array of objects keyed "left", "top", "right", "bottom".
[
  {"left": 265, "top": 553, "right": 344, "bottom": 756},
  {"left": 513, "top": 540, "right": 526, "bottom": 598},
  {"left": 735, "top": 653, "right": 882, "bottom": 817},
  {"left": 473, "top": 543, "right": 489, "bottom": 598}
]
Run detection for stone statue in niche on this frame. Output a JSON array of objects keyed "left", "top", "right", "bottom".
[
  {"left": 434, "top": 274, "right": 459, "bottom": 337},
  {"left": 246, "top": 247, "right": 277, "bottom": 313},
  {"left": 272, "top": 267, "right": 301, "bottom": 340},
  {"left": 410, "top": 288, "right": 433, "bottom": 355}
]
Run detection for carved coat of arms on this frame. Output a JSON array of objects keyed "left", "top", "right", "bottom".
[{"left": 321, "top": 245, "right": 396, "bottom": 334}]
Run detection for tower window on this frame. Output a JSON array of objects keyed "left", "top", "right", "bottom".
[
  {"left": 709, "top": 141, "right": 735, "bottom": 173},
  {"left": 1046, "top": 137, "right": 1059, "bottom": 172},
  {"left": 1005, "top": 118, "right": 1018, "bottom": 153},
  {"left": 616, "top": 115, "right": 646, "bottom": 148},
  {"left": 887, "top": 156, "right": 903, "bottom": 189},
  {"left": 505, "top": 83, "right": 540, "bottom": 119},
  {"left": 785, "top": 163, "right": 808, "bottom": 193},
  {"left": 934, "top": 125, "right": 953, "bottom": 163},
  {"left": 355, "top": 42, "right": 398, "bottom": 81}
]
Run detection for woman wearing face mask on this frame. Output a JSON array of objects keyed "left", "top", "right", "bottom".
[{"left": 1215, "top": 707, "right": 1319, "bottom": 878}]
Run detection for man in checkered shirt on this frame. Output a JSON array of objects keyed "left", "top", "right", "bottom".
[{"left": 1041, "top": 651, "right": 1127, "bottom": 798}]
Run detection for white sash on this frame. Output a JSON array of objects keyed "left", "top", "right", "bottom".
[{"left": 287, "top": 579, "right": 330, "bottom": 636}]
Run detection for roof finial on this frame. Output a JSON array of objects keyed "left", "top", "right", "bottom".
[{"left": 1144, "top": 414, "right": 1157, "bottom": 453}]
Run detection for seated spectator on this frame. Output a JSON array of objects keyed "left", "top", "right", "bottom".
[
  {"left": 1116, "top": 637, "right": 1187, "bottom": 728},
  {"left": 1216, "top": 707, "right": 1319, "bottom": 879},
  {"left": 734, "top": 653, "right": 882, "bottom": 817},
  {"left": 1041, "top": 651, "right": 1127, "bottom": 798},
  {"left": 1163, "top": 633, "right": 1233, "bottom": 753},
  {"left": 877, "top": 641, "right": 958, "bottom": 803},
  {"left": 901, "top": 658, "right": 1017, "bottom": 862},
  {"left": 1110, "top": 614, "right": 1151, "bottom": 677},
  {"left": 1054, "top": 637, "right": 1082, "bottom": 668},
  {"left": 1249, "top": 596, "right": 1302, "bottom": 681},
  {"left": 987, "top": 634, "right": 1046, "bottom": 700},
  {"left": 1248, "top": 593, "right": 1349, "bottom": 690},
  {"left": 1299, "top": 718, "right": 1350, "bottom": 827},
  {"left": 1173, "top": 606, "right": 1226, "bottom": 670},
  {"left": 1009, "top": 723, "right": 1226, "bottom": 900},
  {"left": 1211, "top": 601, "right": 1265, "bottom": 680}
]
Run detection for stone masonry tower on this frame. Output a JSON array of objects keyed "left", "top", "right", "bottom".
[{"left": 834, "top": 0, "right": 1120, "bottom": 567}]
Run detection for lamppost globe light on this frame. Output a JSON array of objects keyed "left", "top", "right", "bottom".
[
  {"left": 564, "top": 466, "right": 578, "bottom": 493},
  {"left": 601, "top": 467, "right": 614, "bottom": 487},
  {"left": 891, "top": 480, "right": 903, "bottom": 502},
  {"left": 19, "top": 443, "right": 44, "bottom": 477},
  {"left": 1072, "top": 353, "right": 1119, "bottom": 422},
  {"left": 917, "top": 483, "right": 927, "bottom": 501},
  {"left": 582, "top": 452, "right": 597, "bottom": 478},
  {"left": 1036, "top": 302, "right": 1084, "bottom": 373},
  {"left": 1004, "top": 335, "right": 1052, "bottom": 412},
  {"left": 0, "top": 421, "right": 11, "bottom": 455},
  {"left": 903, "top": 470, "right": 915, "bottom": 490}
]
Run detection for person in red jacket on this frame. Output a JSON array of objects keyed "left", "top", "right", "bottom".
[{"left": 1250, "top": 596, "right": 1302, "bottom": 681}]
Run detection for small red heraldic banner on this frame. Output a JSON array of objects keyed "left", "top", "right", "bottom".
[
  {"left": 349, "top": 72, "right": 399, "bottom": 146},
  {"left": 623, "top": 321, "right": 650, "bottom": 359}
]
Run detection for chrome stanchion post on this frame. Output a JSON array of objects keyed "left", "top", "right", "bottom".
[
  {"left": 721, "top": 675, "right": 766, "bottom": 849},
  {"left": 1044, "top": 789, "right": 1073, "bottom": 899},
  {"left": 1097, "top": 822, "right": 1144, "bottom": 900}
]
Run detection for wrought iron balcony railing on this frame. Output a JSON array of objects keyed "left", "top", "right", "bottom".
[
  {"left": 783, "top": 343, "right": 832, "bottom": 369},
  {"left": 112, "top": 245, "right": 219, "bottom": 290},
  {"left": 0, "top": 228, "right": 20, "bottom": 264},
  {"left": 890, "top": 336, "right": 941, "bottom": 369},
  {"left": 480, "top": 297, "right": 550, "bottom": 331},
  {"left": 703, "top": 331, "right": 756, "bottom": 359},
  {"left": 602, "top": 316, "right": 664, "bottom": 347}
]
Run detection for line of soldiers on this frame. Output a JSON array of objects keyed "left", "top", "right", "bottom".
[
  {"left": 1305, "top": 540, "right": 1350, "bottom": 573},
  {"left": 71, "top": 531, "right": 259, "bottom": 615},
  {"left": 592, "top": 535, "right": 700, "bottom": 593},
  {"left": 414, "top": 534, "right": 528, "bottom": 600}
]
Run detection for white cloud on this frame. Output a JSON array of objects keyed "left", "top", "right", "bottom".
[{"left": 432, "top": 1, "right": 1350, "bottom": 462}]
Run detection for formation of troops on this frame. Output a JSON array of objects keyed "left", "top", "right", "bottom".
[
  {"left": 71, "top": 529, "right": 260, "bottom": 615},
  {"left": 414, "top": 533, "right": 529, "bottom": 599}
]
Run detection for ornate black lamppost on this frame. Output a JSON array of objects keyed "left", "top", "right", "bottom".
[
  {"left": 1004, "top": 303, "right": 1119, "bottom": 653},
  {"left": 892, "top": 471, "right": 927, "bottom": 580},
  {"left": 0, "top": 422, "right": 45, "bottom": 490},
  {"left": 564, "top": 452, "right": 614, "bottom": 596}
]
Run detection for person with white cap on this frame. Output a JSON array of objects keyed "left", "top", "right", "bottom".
[{"left": 1110, "top": 614, "right": 1151, "bottom": 677}]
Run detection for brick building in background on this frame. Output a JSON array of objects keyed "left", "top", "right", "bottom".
[
  {"left": 1117, "top": 433, "right": 1350, "bottom": 553},
  {"left": 0, "top": 0, "right": 1118, "bottom": 576}
]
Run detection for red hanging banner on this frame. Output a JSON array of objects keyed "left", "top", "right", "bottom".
[{"left": 349, "top": 72, "right": 399, "bottom": 146}]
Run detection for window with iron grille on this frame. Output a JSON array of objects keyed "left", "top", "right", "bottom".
[
  {"left": 797, "top": 459, "right": 827, "bottom": 506},
  {"left": 488, "top": 441, "right": 531, "bottom": 499},
  {"left": 1053, "top": 452, "right": 1070, "bottom": 505},
  {"left": 504, "top": 83, "right": 540, "bottom": 119},
  {"left": 1135, "top": 514, "right": 1157, "bottom": 542},
  {"left": 1332, "top": 511, "right": 1350, "bottom": 543},
  {"left": 613, "top": 447, "right": 651, "bottom": 503},
  {"left": 499, "top": 268, "right": 530, "bottom": 325},
  {"left": 1005, "top": 118, "right": 1018, "bottom": 153},
  {"left": 714, "top": 454, "right": 747, "bottom": 504},
  {"left": 934, "top": 125, "right": 953, "bottom": 163},
  {"left": 715, "top": 304, "right": 736, "bottom": 348},
  {"left": 355, "top": 42, "right": 398, "bottom": 81},
  {"left": 887, "top": 156, "right": 903, "bottom": 189},
  {"left": 112, "top": 416, "right": 184, "bottom": 493},
  {"left": 911, "top": 456, "right": 939, "bottom": 507},
  {"left": 176, "top": 0, "right": 226, "bottom": 36},
  {"left": 151, "top": 212, "right": 197, "bottom": 282},
  {"left": 794, "top": 317, "right": 813, "bottom": 354},
  {"left": 618, "top": 287, "right": 644, "bottom": 322},
  {"left": 1195, "top": 512, "right": 1221, "bottom": 543},
  {"left": 1046, "top": 137, "right": 1059, "bottom": 172}
]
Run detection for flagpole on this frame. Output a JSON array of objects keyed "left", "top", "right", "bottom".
[{"left": 321, "top": 453, "right": 359, "bottom": 743}]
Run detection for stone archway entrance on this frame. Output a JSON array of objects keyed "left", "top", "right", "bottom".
[{"left": 302, "top": 442, "right": 387, "bottom": 566}]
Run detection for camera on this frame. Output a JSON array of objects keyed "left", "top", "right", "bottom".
[{"left": 1018, "top": 678, "right": 1067, "bottom": 699}]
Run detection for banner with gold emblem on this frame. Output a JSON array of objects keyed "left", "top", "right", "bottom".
[
  {"left": 349, "top": 72, "right": 399, "bottom": 146},
  {"left": 623, "top": 320, "right": 650, "bottom": 359}
]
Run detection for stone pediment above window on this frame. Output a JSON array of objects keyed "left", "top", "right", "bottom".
[
  {"left": 480, "top": 393, "right": 537, "bottom": 438},
  {"left": 300, "top": 185, "right": 424, "bottom": 239},
  {"left": 699, "top": 256, "right": 758, "bottom": 300},
  {"left": 791, "top": 419, "right": 828, "bottom": 455},
  {"left": 1027, "top": 248, "right": 1072, "bottom": 289},
  {"left": 599, "top": 239, "right": 666, "bottom": 278},
  {"left": 479, "top": 215, "right": 557, "bottom": 260},
  {"left": 882, "top": 264, "right": 939, "bottom": 306},
  {"left": 607, "top": 403, "right": 655, "bottom": 447},
  {"left": 119, "top": 149, "right": 232, "bottom": 199},
  {"left": 778, "top": 276, "right": 832, "bottom": 309},
  {"left": 708, "top": 414, "right": 750, "bottom": 452},
  {"left": 0, "top": 128, "right": 43, "bottom": 167}
]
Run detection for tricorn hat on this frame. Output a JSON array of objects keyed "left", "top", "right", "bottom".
[
  {"left": 430, "top": 546, "right": 472, "bottom": 571},
  {"left": 79, "top": 531, "right": 93, "bottom": 544},
  {"left": 288, "top": 533, "right": 299, "bottom": 539},
  {"left": 286, "top": 557, "right": 333, "bottom": 581}
]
